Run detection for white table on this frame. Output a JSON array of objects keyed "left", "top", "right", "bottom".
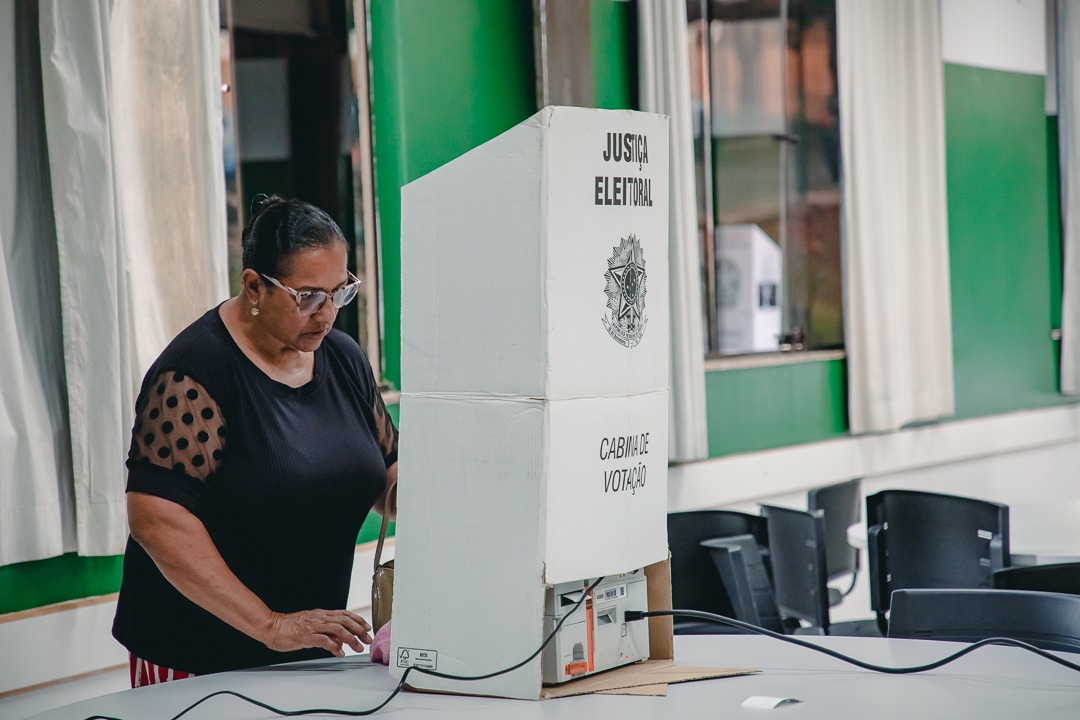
[
  {"left": 847, "top": 500, "right": 1080, "bottom": 566},
  {"left": 28, "top": 635, "right": 1080, "bottom": 720}
]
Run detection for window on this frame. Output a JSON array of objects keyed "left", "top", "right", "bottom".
[
  {"left": 218, "top": 0, "right": 384, "bottom": 384},
  {"left": 687, "top": 0, "right": 842, "bottom": 357}
]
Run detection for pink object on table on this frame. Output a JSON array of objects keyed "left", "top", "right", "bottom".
[{"left": 370, "top": 620, "right": 392, "bottom": 665}]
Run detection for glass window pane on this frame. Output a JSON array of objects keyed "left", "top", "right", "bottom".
[{"left": 689, "top": 0, "right": 842, "bottom": 357}]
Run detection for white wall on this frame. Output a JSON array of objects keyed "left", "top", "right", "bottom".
[
  {"left": 670, "top": 404, "right": 1080, "bottom": 511},
  {"left": 941, "top": 0, "right": 1046, "bottom": 74}
]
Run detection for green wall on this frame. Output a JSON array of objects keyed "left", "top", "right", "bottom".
[
  {"left": 369, "top": 0, "right": 635, "bottom": 388},
  {"left": 944, "top": 63, "right": 1069, "bottom": 418},
  {"left": 0, "top": 554, "right": 123, "bottom": 616},
  {"left": 591, "top": 0, "right": 636, "bottom": 110},
  {"left": 705, "top": 360, "right": 848, "bottom": 457},
  {"left": 369, "top": 0, "right": 537, "bottom": 389},
  {"left": 1047, "top": 115, "right": 1064, "bottom": 379}
]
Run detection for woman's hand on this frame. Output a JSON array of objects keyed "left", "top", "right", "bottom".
[{"left": 263, "top": 609, "right": 374, "bottom": 657}]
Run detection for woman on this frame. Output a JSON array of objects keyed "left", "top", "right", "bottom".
[{"left": 112, "top": 196, "right": 398, "bottom": 685}]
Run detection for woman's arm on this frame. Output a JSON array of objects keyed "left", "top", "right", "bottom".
[
  {"left": 128, "top": 491, "right": 373, "bottom": 656},
  {"left": 372, "top": 461, "right": 398, "bottom": 520}
]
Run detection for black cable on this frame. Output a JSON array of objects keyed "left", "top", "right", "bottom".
[
  {"left": 85, "top": 670, "right": 413, "bottom": 720},
  {"left": 83, "top": 576, "right": 605, "bottom": 720},
  {"left": 625, "top": 609, "right": 1080, "bottom": 675}
]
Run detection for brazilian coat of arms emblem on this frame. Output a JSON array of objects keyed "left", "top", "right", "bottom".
[{"left": 602, "top": 234, "right": 648, "bottom": 348}]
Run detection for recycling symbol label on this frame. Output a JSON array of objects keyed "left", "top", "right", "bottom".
[{"left": 396, "top": 647, "right": 438, "bottom": 670}]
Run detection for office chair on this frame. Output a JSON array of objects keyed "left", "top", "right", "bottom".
[
  {"left": 807, "top": 478, "right": 861, "bottom": 604},
  {"left": 889, "top": 588, "right": 1080, "bottom": 654},
  {"left": 700, "top": 534, "right": 784, "bottom": 633},
  {"left": 867, "top": 490, "right": 1010, "bottom": 636},
  {"left": 993, "top": 562, "right": 1080, "bottom": 595},
  {"left": 667, "top": 510, "right": 769, "bottom": 634},
  {"left": 760, "top": 505, "right": 831, "bottom": 634}
]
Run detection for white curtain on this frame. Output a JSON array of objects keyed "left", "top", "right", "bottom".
[
  {"left": 0, "top": 0, "right": 229, "bottom": 562},
  {"left": 638, "top": 0, "right": 709, "bottom": 463},
  {"left": 0, "top": 0, "right": 75, "bottom": 567},
  {"left": 838, "top": 0, "right": 955, "bottom": 433},
  {"left": 1059, "top": 0, "right": 1080, "bottom": 395}
]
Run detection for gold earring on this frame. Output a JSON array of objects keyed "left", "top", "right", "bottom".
[{"left": 251, "top": 307, "right": 260, "bottom": 316}]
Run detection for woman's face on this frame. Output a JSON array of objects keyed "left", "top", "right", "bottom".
[{"left": 257, "top": 242, "right": 348, "bottom": 353}]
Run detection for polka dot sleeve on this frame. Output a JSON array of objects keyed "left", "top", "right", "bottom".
[{"left": 128, "top": 371, "right": 227, "bottom": 485}]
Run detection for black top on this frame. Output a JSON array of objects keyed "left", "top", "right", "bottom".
[{"left": 112, "top": 305, "right": 398, "bottom": 675}]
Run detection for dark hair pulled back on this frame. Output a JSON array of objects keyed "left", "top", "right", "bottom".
[{"left": 241, "top": 195, "right": 347, "bottom": 277}]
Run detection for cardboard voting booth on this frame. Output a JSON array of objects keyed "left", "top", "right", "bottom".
[
  {"left": 391, "top": 106, "right": 699, "bottom": 700},
  {"left": 716, "top": 224, "right": 782, "bottom": 354}
]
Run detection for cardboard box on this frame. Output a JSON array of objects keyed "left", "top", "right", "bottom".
[
  {"left": 391, "top": 107, "right": 692, "bottom": 699},
  {"left": 716, "top": 223, "right": 782, "bottom": 353},
  {"left": 399, "top": 106, "right": 670, "bottom": 399}
]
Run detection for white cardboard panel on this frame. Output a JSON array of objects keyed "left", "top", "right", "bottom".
[
  {"left": 545, "top": 108, "right": 670, "bottom": 400},
  {"left": 750, "top": 226, "right": 782, "bottom": 350},
  {"left": 400, "top": 118, "right": 546, "bottom": 397},
  {"left": 401, "top": 106, "right": 670, "bottom": 400},
  {"left": 392, "top": 394, "right": 549, "bottom": 700},
  {"left": 717, "top": 224, "right": 781, "bottom": 353},
  {"left": 544, "top": 391, "right": 670, "bottom": 583}
]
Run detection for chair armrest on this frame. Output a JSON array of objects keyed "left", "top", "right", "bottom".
[
  {"left": 701, "top": 539, "right": 761, "bottom": 627},
  {"left": 867, "top": 523, "right": 888, "bottom": 612},
  {"left": 989, "top": 535, "right": 1008, "bottom": 573}
]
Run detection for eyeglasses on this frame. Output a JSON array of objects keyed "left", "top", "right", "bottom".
[{"left": 260, "top": 271, "right": 362, "bottom": 315}]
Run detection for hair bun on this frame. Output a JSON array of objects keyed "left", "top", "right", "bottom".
[{"left": 250, "top": 193, "right": 285, "bottom": 219}]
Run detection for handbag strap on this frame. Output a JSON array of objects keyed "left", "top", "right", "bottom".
[{"left": 374, "top": 508, "right": 390, "bottom": 572}]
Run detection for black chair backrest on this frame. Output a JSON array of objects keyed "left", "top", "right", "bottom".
[
  {"left": 761, "top": 504, "right": 830, "bottom": 632},
  {"left": 866, "top": 490, "right": 1009, "bottom": 628},
  {"left": 808, "top": 479, "right": 861, "bottom": 583},
  {"left": 994, "top": 562, "right": 1080, "bottom": 595},
  {"left": 889, "top": 588, "right": 1080, "bottom": 654},
  {"left": 667, "top": 510, "right": 769, "bottom": 621},
  {"left": 701, "top": 534, "right": 784, "bottom": 634}
]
